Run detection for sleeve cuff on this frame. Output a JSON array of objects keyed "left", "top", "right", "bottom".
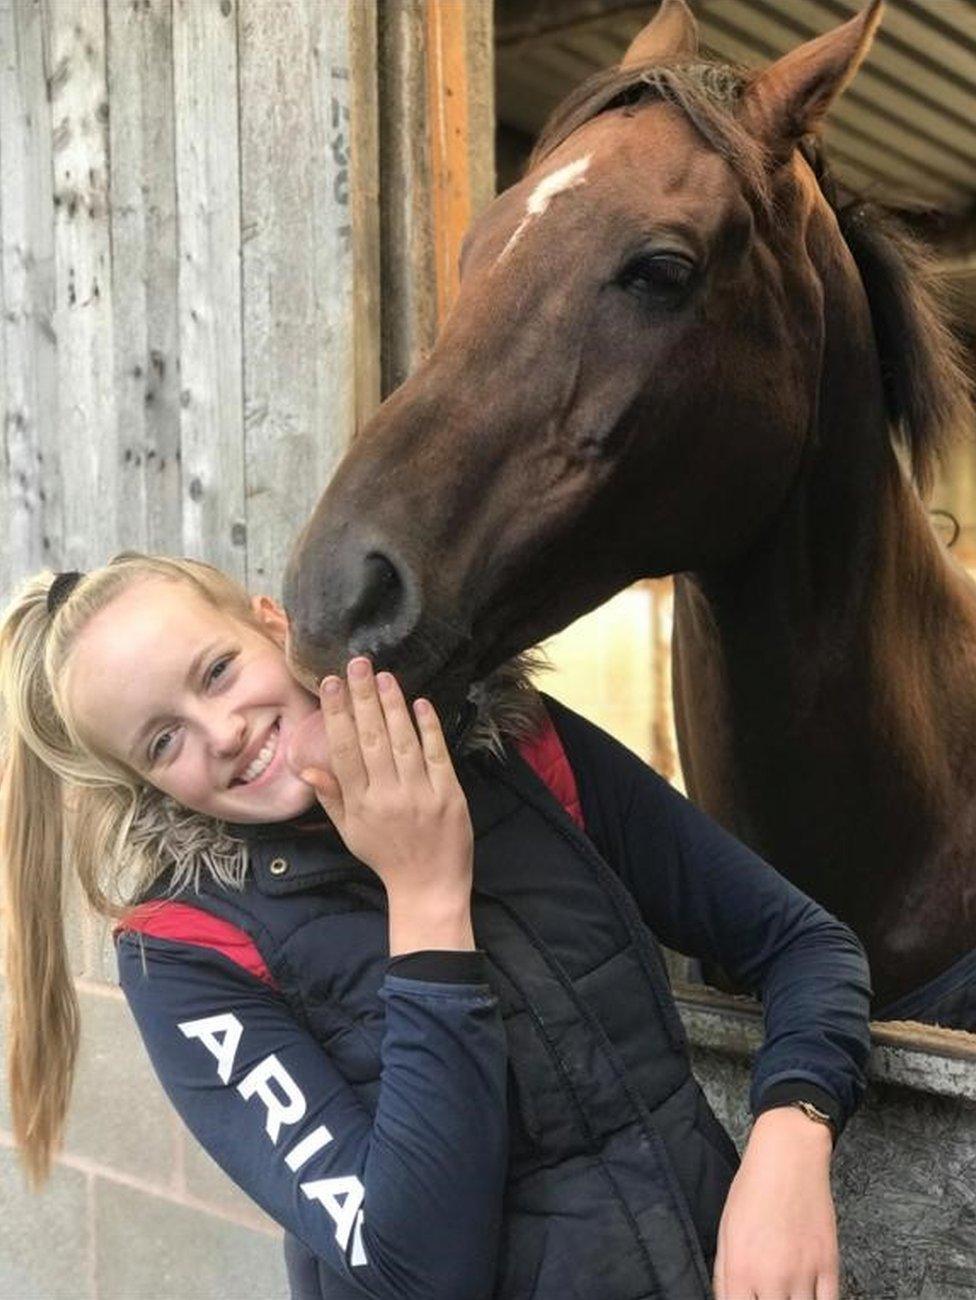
[
  {"left": 386, "top": 950, "right": 488, "bottom": 984},
  {"left": 753, "top": 1080, "right": 844, "bottom": 1141}
]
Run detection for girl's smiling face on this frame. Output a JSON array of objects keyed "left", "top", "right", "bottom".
[{"left": 65, "top": 577, "right": 321, "bottom": 823}]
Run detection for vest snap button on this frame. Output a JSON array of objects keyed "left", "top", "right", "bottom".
[{"left": 268, "top": 856, "right": 289, "bottom": 876}]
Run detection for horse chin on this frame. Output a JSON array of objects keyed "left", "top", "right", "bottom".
[{"left": 285, "top": 620, "right": 516, "bottom": 749}]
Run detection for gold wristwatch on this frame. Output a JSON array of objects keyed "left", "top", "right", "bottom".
[{"left": 789, "top": 1098, "right": 836, "bottom": 1139}]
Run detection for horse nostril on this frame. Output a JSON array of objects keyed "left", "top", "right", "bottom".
[{"left": 347, "top": 552, "right": 406, "bottom": 650}]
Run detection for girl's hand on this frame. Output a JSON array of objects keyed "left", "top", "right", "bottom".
[
  {"left": 295, "top": 657, "right": 475, "bottom": 935},
  {"left": 714, "top": 1107, "right": 838, "bottom": 1300}
]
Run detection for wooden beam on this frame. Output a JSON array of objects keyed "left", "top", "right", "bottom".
[
  {"left": 377, "top": 1, "right": 437, "bottom": 393},
  {"left": 425, "top": 1, "right": 470, "bottom": 326},
  {"left": 349, "top": 0, "right": 382, "bottom": 431},
  {"left": 674, "top": 981, "right": 976, "bottom": 1067},
  {"left": 378, "top": 1, "right": 493, "bottom": 390},
  {"left": 495, "top": 0, "right": 650, "bottom": 46},
  {"left": 425, "top": 0, "right": 493, "bottom": 327}
]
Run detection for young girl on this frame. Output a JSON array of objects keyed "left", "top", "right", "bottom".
[{"left": 1, "top": 552, "right": 870, "bottom": 1300}]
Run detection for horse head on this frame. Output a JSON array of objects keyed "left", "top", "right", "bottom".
[{"left": 283, "top": 0, "right": 885, "bottom": 717}]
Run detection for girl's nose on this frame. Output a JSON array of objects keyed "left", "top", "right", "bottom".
[{"left": 207, "top": 711, "right": 247, "bottom": 759}]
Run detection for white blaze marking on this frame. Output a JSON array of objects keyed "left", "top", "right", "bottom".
[{"left": 498, "top": 153, "right": 592, "bottom": 262}]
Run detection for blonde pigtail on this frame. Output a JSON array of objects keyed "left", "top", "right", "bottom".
[
  {"left": 0, "top": 577, "right": 80, "bottom": 1187},
  {"left": 0, "top": 731, "right": 79, "bottom": 1187}
]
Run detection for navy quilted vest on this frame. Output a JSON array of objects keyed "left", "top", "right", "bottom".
[{"left": 146, "top": 744, "right": 738, "bottom": 1299}]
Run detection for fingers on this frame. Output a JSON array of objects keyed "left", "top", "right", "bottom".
[
  {"left": 316, "top": 661, "right": 454, "bottom": 804},
  {"left": 413, "top": 697, "right": 456, "bottom": 795},
  {"left": 346, "top": 657, "right": 397, "bottom": 786},
  {"left": 319, "top": 674, "right": 368, "bottom": 796},
  {"left": 376, "top": 671, "right": 426, "bottom": 783}
]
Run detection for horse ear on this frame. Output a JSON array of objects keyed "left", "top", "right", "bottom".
[
  {"left": 740, "top": 0, "right": 883, "bottom": 161},
  {"left": 619, "top": 0, "right": 699, "bottom": 70}
]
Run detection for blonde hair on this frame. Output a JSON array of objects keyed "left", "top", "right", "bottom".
[{"left": 0, "top": 552, "right": 262, "bottom": 1188}]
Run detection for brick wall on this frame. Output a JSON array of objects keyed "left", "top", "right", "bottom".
[{"left": 0, "top": 873, "right": 289, "bottom": 1300}]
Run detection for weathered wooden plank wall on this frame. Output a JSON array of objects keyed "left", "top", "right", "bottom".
[
  {"left": 1, "top": 0, "right": 380, "bottom": 607},
  {"left": 174, "top": 0, "right": 244, "bottom": 579},
  {"left": 237, "top": 0, "right": 372, "bottom": 587},
  {"left": 0, "top": 7, "right": 495, "bottom": 1298},
  {"left": 1, "top": 0, "right": 59, "bottom": 600},
  {"left": 109, "top": 0, "right": 182, "bottom": 558},
  {"left": 50, "top": 2, "right": 117, "bottom": 571}
]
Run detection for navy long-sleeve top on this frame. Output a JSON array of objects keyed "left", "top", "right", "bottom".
[{"left": 116, "top": 694, "right": 871, "bottom": 1298}]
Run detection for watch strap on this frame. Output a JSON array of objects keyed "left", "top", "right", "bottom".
[{"left": 753, "top": 1080, "right": 842, "bottom": 1143}]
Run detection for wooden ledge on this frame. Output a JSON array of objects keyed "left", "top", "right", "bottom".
[{"left": 673, "top": 982, "right": 976, "bottom": 1103}]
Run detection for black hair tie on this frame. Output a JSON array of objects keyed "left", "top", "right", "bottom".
[{"left": 47, "top": 570, "right": 84, "bottom": 616}]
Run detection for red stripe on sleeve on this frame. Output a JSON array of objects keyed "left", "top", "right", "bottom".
[
  {"left": 517, "top": 710, "right": 585, "bottom": 830},
  {"left": 113, "top": 901, "right": 279, "bottom": 990}
]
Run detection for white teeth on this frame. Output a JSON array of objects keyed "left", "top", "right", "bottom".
[{"left": 239, "top": 721, "right": 280, "bottom": 785}]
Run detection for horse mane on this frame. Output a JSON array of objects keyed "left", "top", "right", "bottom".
[
  {"left": 531, "top": 60, "right": 974, "bottom": 495},
  {"left": 807, "top": 140, "right": 973, "bottom": 494}
]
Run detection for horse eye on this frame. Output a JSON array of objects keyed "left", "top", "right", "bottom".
[{"left": 616, "top": 253, "right": 696, "bottom": 303}]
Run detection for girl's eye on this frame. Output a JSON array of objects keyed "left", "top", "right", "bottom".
[
  {"left": 149, "top": 729, "right": 175, "bottom": 764},
  {"left": 207, "top": 655, "right": 234, "bottom": 687}
]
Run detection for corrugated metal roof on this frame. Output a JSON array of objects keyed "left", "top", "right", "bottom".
[{"left": 496, "top": 0, "right": 975, "bottom": 206}]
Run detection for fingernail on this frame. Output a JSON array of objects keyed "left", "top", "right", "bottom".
[
  {"left": 377, "top": 672, "right": 393, "bottom": 692},
  {"left": 414, "top": 698, "right": 431, "bottom": 716},
  {"left": 323, "top": 677, "right": 341, "bottom": 696},
  {"left": 348, "top": 657, "right": 370, "bottom": 679}
]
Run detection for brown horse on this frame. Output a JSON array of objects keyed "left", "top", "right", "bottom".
[{"left": 282, "top": 0, "right": 975, "bottom": 1020}]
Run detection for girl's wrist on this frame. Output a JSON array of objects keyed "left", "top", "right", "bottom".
[
  {"left": 748, "top": 1105, "right": 834, "bottom": 1161},
  {"left": 387, "top": 889, "right": 475, "bottom": 956}
]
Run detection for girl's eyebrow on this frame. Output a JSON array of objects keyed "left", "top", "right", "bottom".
[{"left": 126, "top": 639, "right": 223, "bottom": 761}]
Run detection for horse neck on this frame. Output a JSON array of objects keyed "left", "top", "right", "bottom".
[
  {"left": 693, "top": 236, "right": 939, "bottom": 668},
  {"left": 693, "top": 425, "right": 960, "bottom": 730},
  {"left": 674, "top": 287, "right": 976, "bottom": 958}
]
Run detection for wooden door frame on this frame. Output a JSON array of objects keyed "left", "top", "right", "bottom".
[{"left": 376, "top": 0, "right": 494, "bottom": 395}]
